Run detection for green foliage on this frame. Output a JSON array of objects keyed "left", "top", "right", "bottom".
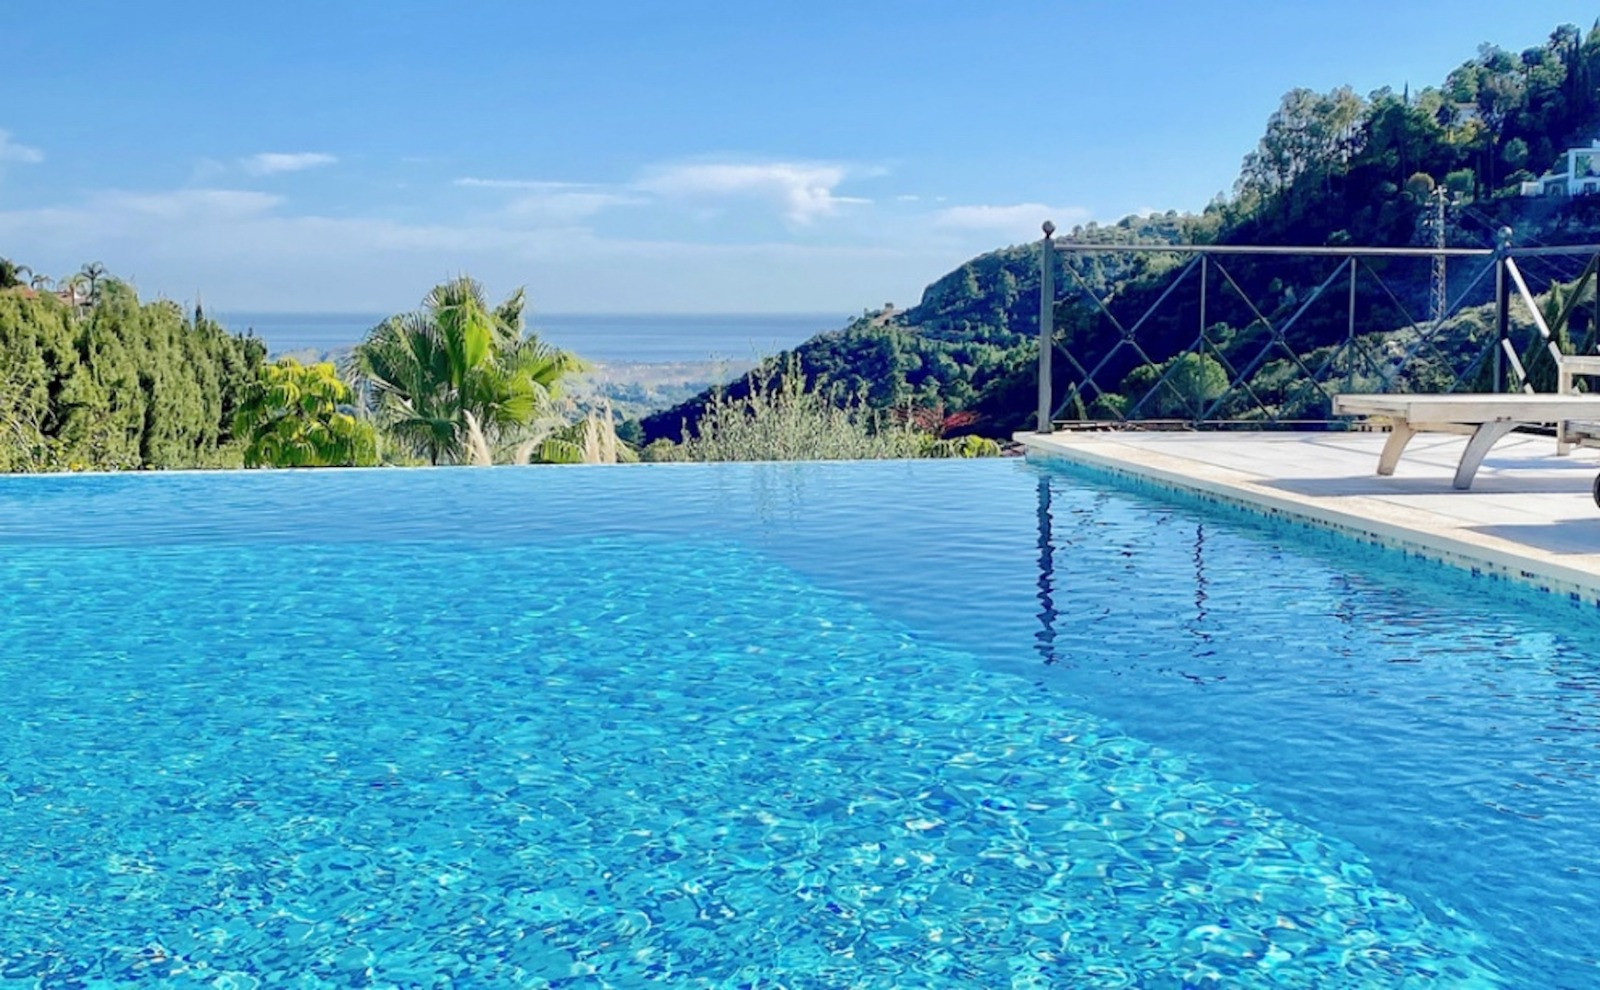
[
  {"left": 1121, "top": 353, "right": 1231, "bottom": 420},
  {"left": 643, "top": 365, "right": 998, "bottom": 462},
  {"left": 350, "top": 276, "right": 584, "bottom": 465},
  {"left": 515, "top": 405, "right": 640, "bottom": 465},
  {"left": 1443, "top": 168, "right": 1477, "bottom": 199},
  {"left": 1404, "top": 172, "right": 1437, "bottom": 201},
  {"left": 673, "top": 368, "right": 922, "bottom": 461},
  {"left": 0, "top": 273, "right": 264, "bottom": 471},
  {"left": 924, "top": 434, "right": 1003, "bottom": 458},
  {"left": 1238, "top": 86, "right": 1367, "bottom": 213},
  {"left": 1520, "top": 279, "right": 1589, "bottom": 392},
  {"left": 0, "top": 258, "right": 31, "bottom": 290},
  {"left": 640, "top": 438, "right": 689, "bottom": 462},
  {"left": 1502, "top": 136, "right": 1531, "bottom": 170},
  {"left": 1088, "top": 392, "right": 1128, "bottom": 420},
  {"left": 235, "top": 358, "right": 379, "bottom": 468}
]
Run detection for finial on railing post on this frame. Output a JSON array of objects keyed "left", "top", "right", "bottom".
[{"left": 1038, "top": 220, "right": 1056, "bottom": 434}]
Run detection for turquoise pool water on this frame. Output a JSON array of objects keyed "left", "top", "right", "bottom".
[{"left": 0, "top": 460, "right": 1594, "bottom": 987}]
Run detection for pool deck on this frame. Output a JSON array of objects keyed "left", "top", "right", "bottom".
[{"left": 1019, "top": 429, "right": 1600, "bottom": 603}]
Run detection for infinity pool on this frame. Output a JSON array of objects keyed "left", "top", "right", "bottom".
[{"left": 0, "top": 459, "right": 1594, "bottom": 987}]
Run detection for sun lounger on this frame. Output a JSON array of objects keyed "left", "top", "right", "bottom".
[
  {"left": 1331, "top": 392, "right": 1600, "bottom": 489},
  {"left": 1557, "top": 356, "right": 1600, "bottom": 455}
]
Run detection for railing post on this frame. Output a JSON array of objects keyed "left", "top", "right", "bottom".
[
  {"left": 1196, "top": 255, "right": 1208, "bottom": 428},
  {"left": 1346, "top": 256, "right": 1358, "bottom": 394},
  {"left": 1037, "top": 221, "right": 1056, "bottom": 433},
  {"left": 1495, "top": 226, "right": 1512, "bottom": 392}
]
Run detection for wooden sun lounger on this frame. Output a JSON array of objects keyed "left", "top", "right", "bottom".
[{"left": 1332, "top": 392, "right": 1600, "bottom": 490}]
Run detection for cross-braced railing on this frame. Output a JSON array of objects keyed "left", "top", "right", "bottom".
[{"left": 1033, "top": 227, "right": 1600, "bottom": 432}]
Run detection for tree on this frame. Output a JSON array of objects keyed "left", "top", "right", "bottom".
[
  {"left": 1122, "top": 353, "right": 1230, "bottom": 420},
  {"left": 1238, "top": 87, "right": 1367, "bottom": 209},
  {"left": 1362, "top": 89, "right": 1446, "bottom": 181},
  {"left": 234, "top": 358, "right": 378, "bottom": 468},
  {"left": 0, "top": 259, "right": 30, "bottom": 290},
  {"left": 1404, "top": 172, "right": 1438, "bottom": 201},
  {"left": 77, "top": 262, "right": 107, "bottom": 304},
  {"left": 1502, "top": 137, "right": 1531, "bottom": 172},
  {"left": 349, "top": 276, "right": 584, "bottom": 465},
  {"left": 60, "top": 273, "right": 91, "bottom": 309},
  {"left": 0, "top": 267, "right": 264, "bottom": 471}
]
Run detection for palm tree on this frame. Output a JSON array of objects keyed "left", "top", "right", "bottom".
[
  {"left": 61, "top": 273, "right": 91, "bottom": 309},
  {"left": 78, "top": 262, "right": 107, "bottom": 304},
  {"left": 0, "top": 258, "right": 30, "bottom": 289},
  {"left": 28, "top": 273, "right": 53, "bottom": 292},
  {"left": 349, "top": 276, "right": 584, "bottom": 465}
]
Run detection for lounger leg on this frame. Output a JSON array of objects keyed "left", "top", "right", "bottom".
[
  {"left": 1376, "top": 421, "right": 1417, "bottom": 476},
  {"left": 1453, "top": 421, "right": 1519, "bottom": 490}
]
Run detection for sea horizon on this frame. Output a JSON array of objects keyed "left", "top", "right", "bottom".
[{"left": 213, "top": 310, "right": 855, "bottom": 364}]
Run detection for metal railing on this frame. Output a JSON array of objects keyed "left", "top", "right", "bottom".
[{"left": 1033, "top": 225, "right": 1600, "bottom": 433}]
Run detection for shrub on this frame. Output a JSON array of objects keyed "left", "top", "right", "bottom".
[
  {"left": 646, "top": 364, "right": 999, "bottom": 462},
  {"left": 235, "top": 358, "right": 379, "bottom": 468}
]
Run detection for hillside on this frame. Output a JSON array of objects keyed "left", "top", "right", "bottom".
[{"left": 641, "top": 20, "right": 1600, "bottom": 443}]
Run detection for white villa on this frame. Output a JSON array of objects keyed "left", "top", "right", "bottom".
[{"left": 1521, "top": 140, "right": 1600, "bottom": 197}]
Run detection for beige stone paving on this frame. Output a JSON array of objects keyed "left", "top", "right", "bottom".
[{"left": 1018, "top": 429, "right": 1600, "bottom": 600}]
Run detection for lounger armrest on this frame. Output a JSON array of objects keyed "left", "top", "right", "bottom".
[{"left": 1558, "top": 355, "right": 1600, "bottom": 394}]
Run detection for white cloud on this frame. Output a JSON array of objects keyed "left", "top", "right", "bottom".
[
  {"left": 505, "top": 190, "right": 643, "bottom": 223},
  {"left": 934, "top": 202, "right": 1090, "bottom": 233},
  {"left": 895, "top": 194, "right": 920, "bottom": 203},
  {"left": 454, "top": 177, "right": 587, "bottom": 191},
  {"left": 3, "top": 161, "right": 1074, "bottom": 312},
  {"left": 0, "top": 182, "right": 963, "bottom": 312},
  {"left": 638, "top": 161, "right": 869, "bottom": 224},
  {"left": 241, "top": 152, "right": 337, "bottom": 176},
  {"left": 455, "top": 178, "right": 642, "bottom": 223},
  {"left": 99, "top": 188, "right": 283, "bottom": 219},
  {"left": 188, "top": 158, "right": 229, "bottom": 183},
  {"left": 459, "top": 163, "right": 876, "bottom": 226},
  {"left": 0, "top": 129, "right": 43, "bottom": 164}
]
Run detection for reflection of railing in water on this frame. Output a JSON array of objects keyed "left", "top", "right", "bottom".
[
  {"left": 1033, "top": 473, "right": 1215, "bottom": 672},
  {"left": 1031, "top": 230, "right": 1600, "bottom": 432},
  {"left": 1189, "top": 522, "right": 1209, "bottom": 651},
  {"left": 1034, "top": 475, "right": 1059, "bottom": 666},
  {"left": 1034, "top": 474, "right": 1210, "bottom": 677}
]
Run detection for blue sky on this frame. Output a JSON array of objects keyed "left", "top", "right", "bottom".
[{"left": 2, "top": 1, "right": 1596, "bottom": 313}]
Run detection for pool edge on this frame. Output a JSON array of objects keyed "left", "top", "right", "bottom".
[{"left": 1019, "top": 431, "right": 1600, "bottom": 608}]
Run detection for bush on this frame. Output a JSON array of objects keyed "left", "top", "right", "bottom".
[
  {"left": 0, "top": 278, "right": 263, "bottom": 472},
  {"left": 235, "top": 358, "right": 379, "bottom": 468},
  {"left": 646, "top": 364, "right": 999, "bottom": 462}
]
